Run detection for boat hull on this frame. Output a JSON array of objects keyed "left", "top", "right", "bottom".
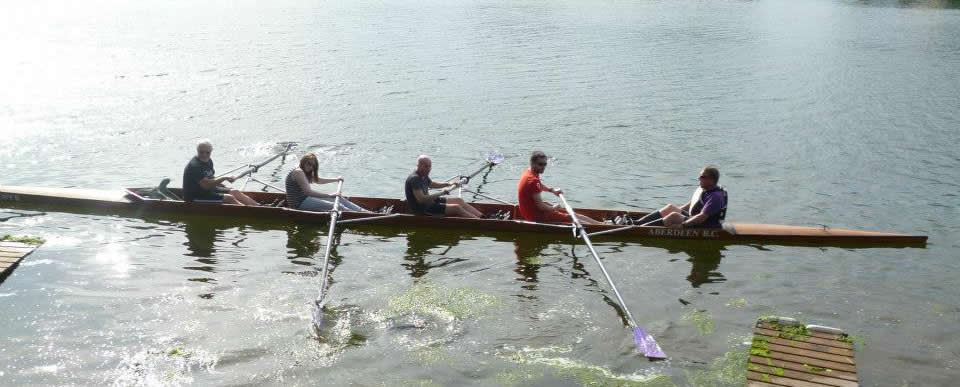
[{"left": 0, "top": 185, "right": 927, "bottom": 247}]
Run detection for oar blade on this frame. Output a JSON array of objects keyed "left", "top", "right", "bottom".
[
  {"left": 633, "top": 326, "right": 666, "bottom": 359},
  {"left": 311, "top": 298, "right": 326, "bottom": 335},
  {"left": 486, "top": 152, "right": 505, "bottom": 165}
]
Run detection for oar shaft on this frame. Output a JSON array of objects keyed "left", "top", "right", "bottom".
[
  {"left": 234, "top": 150, "right": 289, "bottom": 179},
  {"left": 317, "top": 180, "right": 344, "bottom": 298},
  {"left": 558, "top": 194, "right": 639, "bottom": 328},
  {"left": 462, "top": 189, "right": 515, "bottom": 206}
]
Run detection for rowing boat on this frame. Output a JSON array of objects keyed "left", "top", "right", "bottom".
[{"left": 0, "top": 185, "right": 927, "bottom": 246}]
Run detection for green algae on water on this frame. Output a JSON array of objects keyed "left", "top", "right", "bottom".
[
  {"left": 497, "top": 346, "right": 675, "bottom": 387},
  {"left": 682, "top": 309, "right": 715, "bottom": 336},
  {"left": 689, "top": 349, "right": 749, "bottom": 387},
  {"left": 1, "top": 234, "right": 45, "bottom": 245},
  {"left": 389, "top": 282, "right": 500, "bottom": 319},
  {"left": 725, "top": 298, "right": 748, "bottom": 308}
]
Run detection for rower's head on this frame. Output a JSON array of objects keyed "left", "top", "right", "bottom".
[
  {"left": 300, "top": 153, "right": 320, "bottom": 183},
  {"left": 699, "top": 166, "right": 719, "bottom": 189},
  {"left": 530, "top": 151, "right": 548, "bottom": 174},
  {"left": 196, "top": 140, "right": 213, "bottom": 162},
  {"left": 416, "top": 155, "right": 432, "bottom": 176}
]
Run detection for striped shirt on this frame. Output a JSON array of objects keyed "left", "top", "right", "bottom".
[{"left": 285, "top": 170, "right": 308, "bottom": 208}]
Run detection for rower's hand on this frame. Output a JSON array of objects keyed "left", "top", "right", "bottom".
[
  {"left": 336, "top": 176, "right": 344, "bottom": 182},
  {"left": 552, "top": 188, "right": 563, "bottom": 195},
  {"left": 225, "top": 177, "right": 236, "bottom": 183},
  {"left": 451, "top": 181, "right": 462, "bottom": 188},
  {"left": 441, "top": 189, "right": 450, "bottom": 196}
]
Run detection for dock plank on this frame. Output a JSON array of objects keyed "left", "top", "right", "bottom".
[
  {"left": 754, "top": 331, "right": 856, "bottom": 357},
  {"left": 750, "top": 318, "right": 859, "bottom": 386},
  {"left": 750, "top": 356, "right": 858, "bottom": 382},
  {"left": 755, "top": 327, "right": 853, "bottom": 350},
  {"left": 0, "top": 242, "right": 41, "bottom": 282}
]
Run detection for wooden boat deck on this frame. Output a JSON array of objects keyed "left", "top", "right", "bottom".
[
  {"left": 0, "top": 241, "right": 41, "bottom": 284},
  {"left": 747, "top": 317, "right": 858, "bottom": 387}
]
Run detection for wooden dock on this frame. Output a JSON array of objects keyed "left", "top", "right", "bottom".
[
  {"left": 0, "top": 241, "right": 40, "bottom": 283},
  {"left": 747, "top": 317, "right": 858, "bottom": 387}
]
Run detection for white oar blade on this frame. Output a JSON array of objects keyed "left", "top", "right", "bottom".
[
  {"left": 634, "top": 327, "right": 666, "bottom": 359},
  {"left": 486, "top": 152, "right": 505, "bottom": 165}
]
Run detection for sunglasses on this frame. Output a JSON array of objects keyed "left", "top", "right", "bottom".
[
  {"left": 699, "top": 175, "right": 710, "bottom": 180},
  {"left": 535, "top": 161, "right": 548, "bottom": 167}
]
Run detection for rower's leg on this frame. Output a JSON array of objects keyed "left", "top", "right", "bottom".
[
  {"left": 222, "top": 194, "right": 241, "bottom": 205},
  {"left": 662, "top": 212, "right": 686, "bottom": 228},
  {"left": 577, "top": 213, "right": 601, "bottom": 225},
  {"left": 444, "top": 203, "right": 479, "bottom": 218},
  {"left": 636, "top": 204, "right": 680, "bottom": 224},
  {"left": 338, "top": 197, "right": 372, "bottom": 213},
  {"left": 446, "top": 198, "right": 482, "bottom": 217},
  {"left": 229, "top": 189, "right": 260, "bottom": 206}
]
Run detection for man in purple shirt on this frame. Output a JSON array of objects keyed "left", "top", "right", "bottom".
[{"left": 635, "top": 166, "right": 727, "bottom": 228}]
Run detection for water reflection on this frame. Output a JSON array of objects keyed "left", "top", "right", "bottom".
[
  {"left": 403, "top": 230, "right": 465, "bottom": 278},
  {"left": 680, "top": 244, "right": 727, "bottom": 288},
  {"left": 856, "top": 0, "right": 960, "bottom": 9},
  {"left": 512, "top": 237, "right": 550, "bottom": 292}
]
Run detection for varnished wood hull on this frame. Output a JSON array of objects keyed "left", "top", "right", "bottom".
[{"left": 0, "top": 185, "right": 927, "bottom": 247}]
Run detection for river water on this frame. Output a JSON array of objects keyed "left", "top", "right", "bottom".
[{"left": 1, "top": 0, "right": 958, "bottom": 385}]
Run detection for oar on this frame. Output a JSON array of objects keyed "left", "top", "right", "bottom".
[
  {"left": 447, "top": 152, "right": 505, "bottom": 197},
  {"left": 558, "top": 193, "right": 666, "bottom": 359},
  {"left": 312, "top": 180, "right": 344, "bottom": 335},
  {"left": 444, "top": 152, "right": 505, "bottom": 180}
]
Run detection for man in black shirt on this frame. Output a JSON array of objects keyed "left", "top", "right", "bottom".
[
  {"left": 404, "top": 155, "right": 482, "bottom": 218},
  {"left": 182, "top": 140, "right": 259, "bottom": 205}
]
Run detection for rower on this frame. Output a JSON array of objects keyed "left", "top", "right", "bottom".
[
  {"left": 635, "top": 166, "right": 728, "bottom": 228},
  {"left": 404, "top": 155, "right": 483, "bottom": 218},
  {"left": 285, "top": 153, "right": 371, "bottom": 212},
  {"left": 516, "top": 151, "right": 599, "bottom": 225},
  {"left": 182, "top": 140, "right": 259, "bottom": 205}
]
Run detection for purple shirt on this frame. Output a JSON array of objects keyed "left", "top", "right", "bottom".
[{"left": 699, "top": 190, "right": 726, "bottom": 218}]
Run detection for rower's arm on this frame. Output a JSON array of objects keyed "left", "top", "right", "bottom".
[
  {"left": 198, "top": 176, "right": 232, "bottom": 190},
  {"left": 316, "top": 176, "right": 343, "bottom": 185},
  {"left": 294, "top": 171, "right": 335, "bottom": 199},
  {"left": 532, "top": 192, "right": 557, "bottom": 212},
  {"left": 413, "top": 186, "right": 448, "bottom": 204},
  {"left": 428, "top": 181, "right": 457, "bottom": 189},
  {"left": 682, "top": 212, "right": 708, "bottom": 227}
]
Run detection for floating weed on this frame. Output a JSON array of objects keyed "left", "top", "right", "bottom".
[
  {"left": 689, "top": 348, "right": 749, "bottom": 387},
  {"left": 753, "top": 273, "right": 773, "bottom": 280},
  {"left": 682, "top": 310, "right": 715, "bottom": 336},
  {"left": 0, "top": 234, "right": 45, "bottom": 245},
  {"left": 497, "top": 346, "right": 674, "bottom": 386},
  {"left": 393, "top": 379, "right": 443, "bottom": 387},
  {"left": 520, "top": 255, "right": 544, "bottom": 265},
  {"left": 726, "top": 298, "right": 748, "bottom": 308},
  {"left": 840, "top": 334, "right": 867, "bottom": 351},
  {"left": 413, "top": 346, "right": 446, "bottom": 366},
  {"left": 389, "top": 282, "right": 501, "bottom": 320},
  {"left": 496, "top": 365, "right": 544, "bottom": 386}
]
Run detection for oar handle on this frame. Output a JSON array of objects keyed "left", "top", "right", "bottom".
[{"left": 331, "top": 180, "right": 344, "bottom": 212}]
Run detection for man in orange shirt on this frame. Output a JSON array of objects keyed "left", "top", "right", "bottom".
[{"left": 516, "top": 151, "right": 600, "bottom": 225}]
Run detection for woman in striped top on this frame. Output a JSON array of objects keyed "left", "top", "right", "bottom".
[{"left": 285, "top": 153, "right": 370, "bottom": 212}]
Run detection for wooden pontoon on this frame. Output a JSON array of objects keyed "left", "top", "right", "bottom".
[{"left": 0, "top": 185, "right": 927, "bottom": 247}]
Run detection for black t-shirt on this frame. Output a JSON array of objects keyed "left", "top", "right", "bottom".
[
  {"left": 183, "top": 156, "right": 215, "bottom": 201},
  {"left": 404, "top": 172, "right": 433, "bottom": 213}
]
